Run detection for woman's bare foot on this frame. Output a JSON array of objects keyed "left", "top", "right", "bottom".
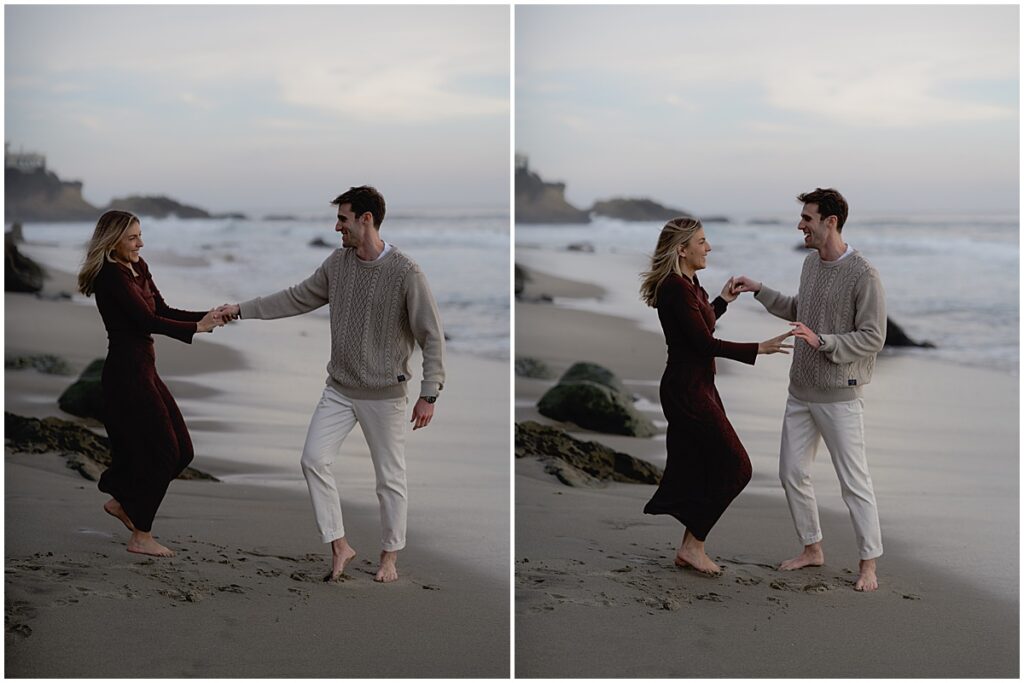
[
  {"left": 325, "top": 537, "right": 357, "bottom": 582},
  {"left": 127, "top": 531, "right": 174, "bottom": 557},
  {"left": 778, "top": 542, "right": 825, "bottom": 571},
  {"left": 374, "top": 550, "right": 399, "bottom": 583},
  {"left": 675, "top": 530, "right": 721, "bottom": 575},
  {"left": 103, "top": 498, "right": 135, "bottom": 531},
  {"left": 854, "top": 558, "right": 879, "bottom": 592}
]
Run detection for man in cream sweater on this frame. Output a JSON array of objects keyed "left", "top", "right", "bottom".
[
  {"left": 733, "top": 188, "right": 885, "bottom": 591},
  {"left": 219, "top": 186, "right": 445, "bottom": 584}
]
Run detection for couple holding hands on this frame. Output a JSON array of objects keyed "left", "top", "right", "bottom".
[
  {"left": 77, "top": 186, "right": 445, "bottom": 584},
  {"left": 641, "top": 188, "right": 886, "bottom": 592}
]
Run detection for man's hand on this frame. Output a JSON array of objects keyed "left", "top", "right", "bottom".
[
  {"left": 217, "top": 303, "right": 241, "bottom": 321},
  {"left": 411, "top": 398, "right": 435, "bottom": 430},
  {"left": 788, "top": 321, "right": 821, "bottom": 349},
  {"left": 730, "top": 275, "right": 762, "bottom": 295}
]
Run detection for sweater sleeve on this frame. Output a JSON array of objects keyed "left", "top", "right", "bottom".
[
  {"left": 405, "top": 268, "right": 446, "bottom": 397},
  {"left": 239, "top": 255, "right": 331, "bottom": 320},
  {"left": 668, "top": 281, "right": 758, "bottom": 365},
  {"left": 97, "top": 267, "right": 198, "bottom": 344},
  {"left": 819, "top": 267, "right": 887, "bottom": 363},
  {"left": 754, "top": 284, "right": 798, "bottom": 321}
]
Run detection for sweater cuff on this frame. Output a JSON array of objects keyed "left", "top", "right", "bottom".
[
  {"left": 238, "top": 299, "right": 260, "bottom": 320},
  {"left": 818, "top": 334, "right": 833, "bottom": 353},
  {"left": 419, "top": 381, "right": 442, "bottom": 398}
]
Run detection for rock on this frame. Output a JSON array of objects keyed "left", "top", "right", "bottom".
[
  {"left": 105, "top": 195, "right": 223, "bottom": 219},
  {"left": 308, "top": 236, "right": 334, "bottom": 248},
  {"left": 5, "top": 411, "right": 219, "bottom": 481},
  {"left": 748, "top": 218, "right": 781, "bottom": 225},
  {"left": 557, "top": 361, "right": 627, "bottom": 396},
  {"left": 5, "top": 354, "right": 73, "bottom": 375},
  {"left": 515, "top": 357, "right": 555, "bottom": 379},
  {"left": 537, "top": 381, "right": 656, "bottom": 437},
  {"left": 700, "top": 215, "right": 731, "bottom": 223},
  {"left": 514, "top": 264, "right": 529, "bottom": 298},
  {"left": 566, "top": 242, "right": 595, "bottom": 252},
  {"left": 7, "top": 222, "right": 24, "bottom": 243},
  {"left": 5, "top": 166, "right": 99, "bottom": 222},
  {"left": 263, "top": 214, "right": 298, "bottom": 221},
  {"left": 515, "top": 420, "right": 662, "bottom": 485},
  {"left": 58, "top": 359, "right": 105, "bottom": 421},
  {"left": 5, "top": 233, "right": 46, "bottom": 293},
  {"left": 885, "top": 318, "right": 935, "bottom": 348},
  {"left": 590, "top": 197, "right": 690, "bottom": 222},
  {"left": 515, "top": 156, "right": 591, "bottom": 224}
]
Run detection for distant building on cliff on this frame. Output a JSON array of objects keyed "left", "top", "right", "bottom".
[{"left": 5, "top": 142, "right": 46, "bottom": 173}]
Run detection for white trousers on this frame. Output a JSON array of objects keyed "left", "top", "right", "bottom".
[
  {"left": 300, "top": 385, "right": 409, "bottom": 551},
  {"left": 779, "top": 395, "right": 883, "bottom": 560}
]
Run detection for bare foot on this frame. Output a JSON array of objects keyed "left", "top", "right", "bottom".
[
  {"left": 127, "top": 532, "right": 174, "bottom": 558},
  {"left": 374, "top": 550, "right": 399, "bottom": 583},
  {"left": 103, "top": 498, "right": 135, "bottom": 531},
  {"left": 675, "top": 547, "right": 721, "bottom": 576},
  {"left": 778, "top": 543, "right": 825, "bottom": 571},
  {"left": 854, "top": 558, "right": 878, "bottom": 592},
  {"left": 325, "top": 537, "right": 357, "bottom": 582}
]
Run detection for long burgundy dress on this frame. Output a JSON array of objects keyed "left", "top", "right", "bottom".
[
  {"left": 643, "top": 273, "right": 758, "bottom": 541},
  {"left": 93, "top": 257, "right": 204, "bottom": 532}
]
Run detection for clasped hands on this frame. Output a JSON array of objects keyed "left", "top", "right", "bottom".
[
  {"left": 719, "top": 275, "right": 814, "bottom": 354},
  {"left": 196, "top": 303, "right": 241, "bottom": 333}
]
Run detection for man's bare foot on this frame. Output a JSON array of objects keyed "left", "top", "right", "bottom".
[
  {"left": 854, "top": 558, "right": 879, "bottom": 592},
  {"left": 103, "top": 498, "right": 135, "bottom": 531},
  {"left": 374, "top": 550, "right": 399, "bottom": 583},
  {"left": 126, "top": 531, "right": 174, "bottom": 557},
  {"left": 325, "top": 537, "right": 357, "bottom": 582},
  {"left": 778, "top": 542, "right": 825, "bottom": 571}
]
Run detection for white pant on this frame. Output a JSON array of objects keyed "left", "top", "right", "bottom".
[
  {"left": 779, "top": 395, "right": 883, "bottom": 560},
  {"left": 300, "top": 385, "right": 409, "bottom": 550}
]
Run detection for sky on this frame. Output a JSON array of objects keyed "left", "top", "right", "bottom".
[
  {"left": 5, "top": 5, "right": 510, "bottom": 214},
  {"left": 516, "top": 5, "right": 1019, "bottom": 215}
]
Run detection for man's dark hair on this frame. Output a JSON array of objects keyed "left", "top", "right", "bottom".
[
  {"left": 797, "top": 187, "right": 848, "bottom": 232},
  {"left": 331, "top": 186, "right": 386, "bottom": 229}
]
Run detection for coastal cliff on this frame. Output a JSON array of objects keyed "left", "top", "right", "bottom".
[{"left": 515, "top": 157, "right": 591, "bottom": 224}]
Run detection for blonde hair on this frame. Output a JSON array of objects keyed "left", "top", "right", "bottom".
[
  {"left": 639, "top": 216, "right": 703, "bottom": 308},
  {"left": 77, "top": 210, "right": 140, "bottom": 296}
]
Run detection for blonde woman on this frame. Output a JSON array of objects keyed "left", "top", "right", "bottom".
[
  {"left": 640, "top": 217, "right": 792, "bottom": 575},
  {"left": 78, "top": 210, "right": 224, "bottom": 557}
]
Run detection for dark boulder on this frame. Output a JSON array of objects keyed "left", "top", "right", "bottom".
[
  {"left": 58, "top": 359, "right": 105, "bottom": 421},
  {"left": 309, "top": 236, "right": 334, "bottom": 248},
  {"left": 515, "top": 420, "right": 662, "bottom": 487},
  {"left": 557, "top": 361, "right": 627, "bottom": 396},
  {"left": 514, "top": 264, "right": 528, "bottom": 298},
  {"left": 5, "top": 233, "right": 45, "bottom": 293},
  {"left": 886, "top": 318, "right": 936, "bottom": 348},
  {"left": 590, "top": 197, "right": 690, "bottom": 222},
  {"left": 537, "top": 380, "right": 655, "bottom": 437}
]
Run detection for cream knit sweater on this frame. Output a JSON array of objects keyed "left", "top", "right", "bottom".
[
  {"left": 755, "top": 249, "right": 886, "bottom": 403},
  {"left": 239, "top": 246, "right": 445, "bottom": 400}
]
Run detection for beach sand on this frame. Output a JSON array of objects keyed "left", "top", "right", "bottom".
[
  {"left": 514, "top": 261, "right": 1018, "bottom": 678},
  {"left": 5, "top": 250, "right": 510, "bottom": 677}
]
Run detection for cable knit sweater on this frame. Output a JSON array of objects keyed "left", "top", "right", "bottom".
[
  {"left": 755, "top": 249, "right": 886, "bottom": 403},
  {"left": 239, "top": 246, "right": 445, "bottom": 400}
]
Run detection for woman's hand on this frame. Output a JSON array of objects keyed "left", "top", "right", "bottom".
[
  {"left": 197, "top": 309, "right": 225, "bottom": 333},
  {"left": 720, "top": 277, "right": 739, "bottom": 303},
  {"left": 757, "top": 330, "right": 795, "bottom": 355}
]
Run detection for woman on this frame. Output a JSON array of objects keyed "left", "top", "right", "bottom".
[
  {"left": 77, "top": 210, "right": 224, "bottom": 557},
  {"left": 640, "top": 217, "right": 791, "bottom": 575}
]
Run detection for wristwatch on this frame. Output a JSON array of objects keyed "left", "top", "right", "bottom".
[
  {"left": 421, "top": 395, "right": 437, "bottom": 404},
  {"left": 817, "top": 334, "right": 826, "bottom": 349}
]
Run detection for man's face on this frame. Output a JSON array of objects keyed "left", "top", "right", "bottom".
[
  {"left": 797, "top": 203, "right": 834, "bottom": 251},
  {"left": 335, "top": 203, "right": 371, "bottom": 249}
]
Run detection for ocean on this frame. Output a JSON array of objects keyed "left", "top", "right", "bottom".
[
  {"left": 516, "top": 212, "right": 1020, "bottom": 375},
  {"left": 16, "top": 208, "right": 510, "bottom": 361}
]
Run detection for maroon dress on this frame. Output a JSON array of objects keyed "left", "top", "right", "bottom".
[
  {"left": 643, "top": 274, "right": 758, "bottom": 541},
  {"left": 93, "top": 257, "right": 204, "bottom": 532}
]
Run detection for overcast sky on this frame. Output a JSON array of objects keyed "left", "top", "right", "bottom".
[
  {"left": 517, "top": 5, "right": 1019, "bottom": 215},
  {"left": 6, "top": 5, "right": 509, "bottom": 213}
]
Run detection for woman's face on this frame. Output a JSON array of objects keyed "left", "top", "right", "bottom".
[
  {"left": 679, "top": 227, "right": 711, "bottom": 272},
  {"left": 112, "top": 221, "right": 143, "bottom": 264}
]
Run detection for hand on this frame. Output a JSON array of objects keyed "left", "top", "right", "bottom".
[
  {"left": 757, "top": 330, "right": 794, "bottom": 355},
  {"left": 217, "top": 303, "right": 240, "bottom": 321},
  {"left": 411, "top": 398, "right": 435, "bottom": 430},
  {"left": 788, "top": 322, "right": 820, "bottom": 349},
  {"left": 720, "top": 277, "right": 738, "bottom": 303},
  {"left": 731, "top": 276, "right": 762, "bottom": 295},
  {"left": 197, "top": 309, "right": 226, "bottom": 333}
]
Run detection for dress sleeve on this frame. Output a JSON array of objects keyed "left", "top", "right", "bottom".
[
  {"left": 97, "top": 266, "right": 198, "bottom": 344},
  {"left": 712, "top": 296, "right": 728, "bottom": 320},
  {"left": 667, "top": 279, "right": 758, "bottom": 365}
]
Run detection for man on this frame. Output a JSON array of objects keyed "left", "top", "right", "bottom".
[
  {"left": 219, "top": 186, "right": 444, "bottom": 583},
  {"left": 732, "top": 187, "right": 885, "bottom": 591}
]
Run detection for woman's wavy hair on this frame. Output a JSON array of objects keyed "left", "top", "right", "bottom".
[
  {"left": 77, "top": 210, "right": 140, "bottom": 296},
  {"left": 639, "top": 216, "right": 703, "bottom": 308}
]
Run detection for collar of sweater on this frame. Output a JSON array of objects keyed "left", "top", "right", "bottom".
[{"left": 348, "top": 244, "right": 400, "bottom": 268}]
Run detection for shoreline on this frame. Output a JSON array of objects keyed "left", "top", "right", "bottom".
[{"left": 514, "top": 261, "right": 1018, "bottom": 676}]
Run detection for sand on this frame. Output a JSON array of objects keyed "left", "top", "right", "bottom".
[
  {"left": 513, "top": 260, "right": 1019, "bottom": 678},
  {"left": 5, "top": 249, "right": 510, "bottom": 677}
]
